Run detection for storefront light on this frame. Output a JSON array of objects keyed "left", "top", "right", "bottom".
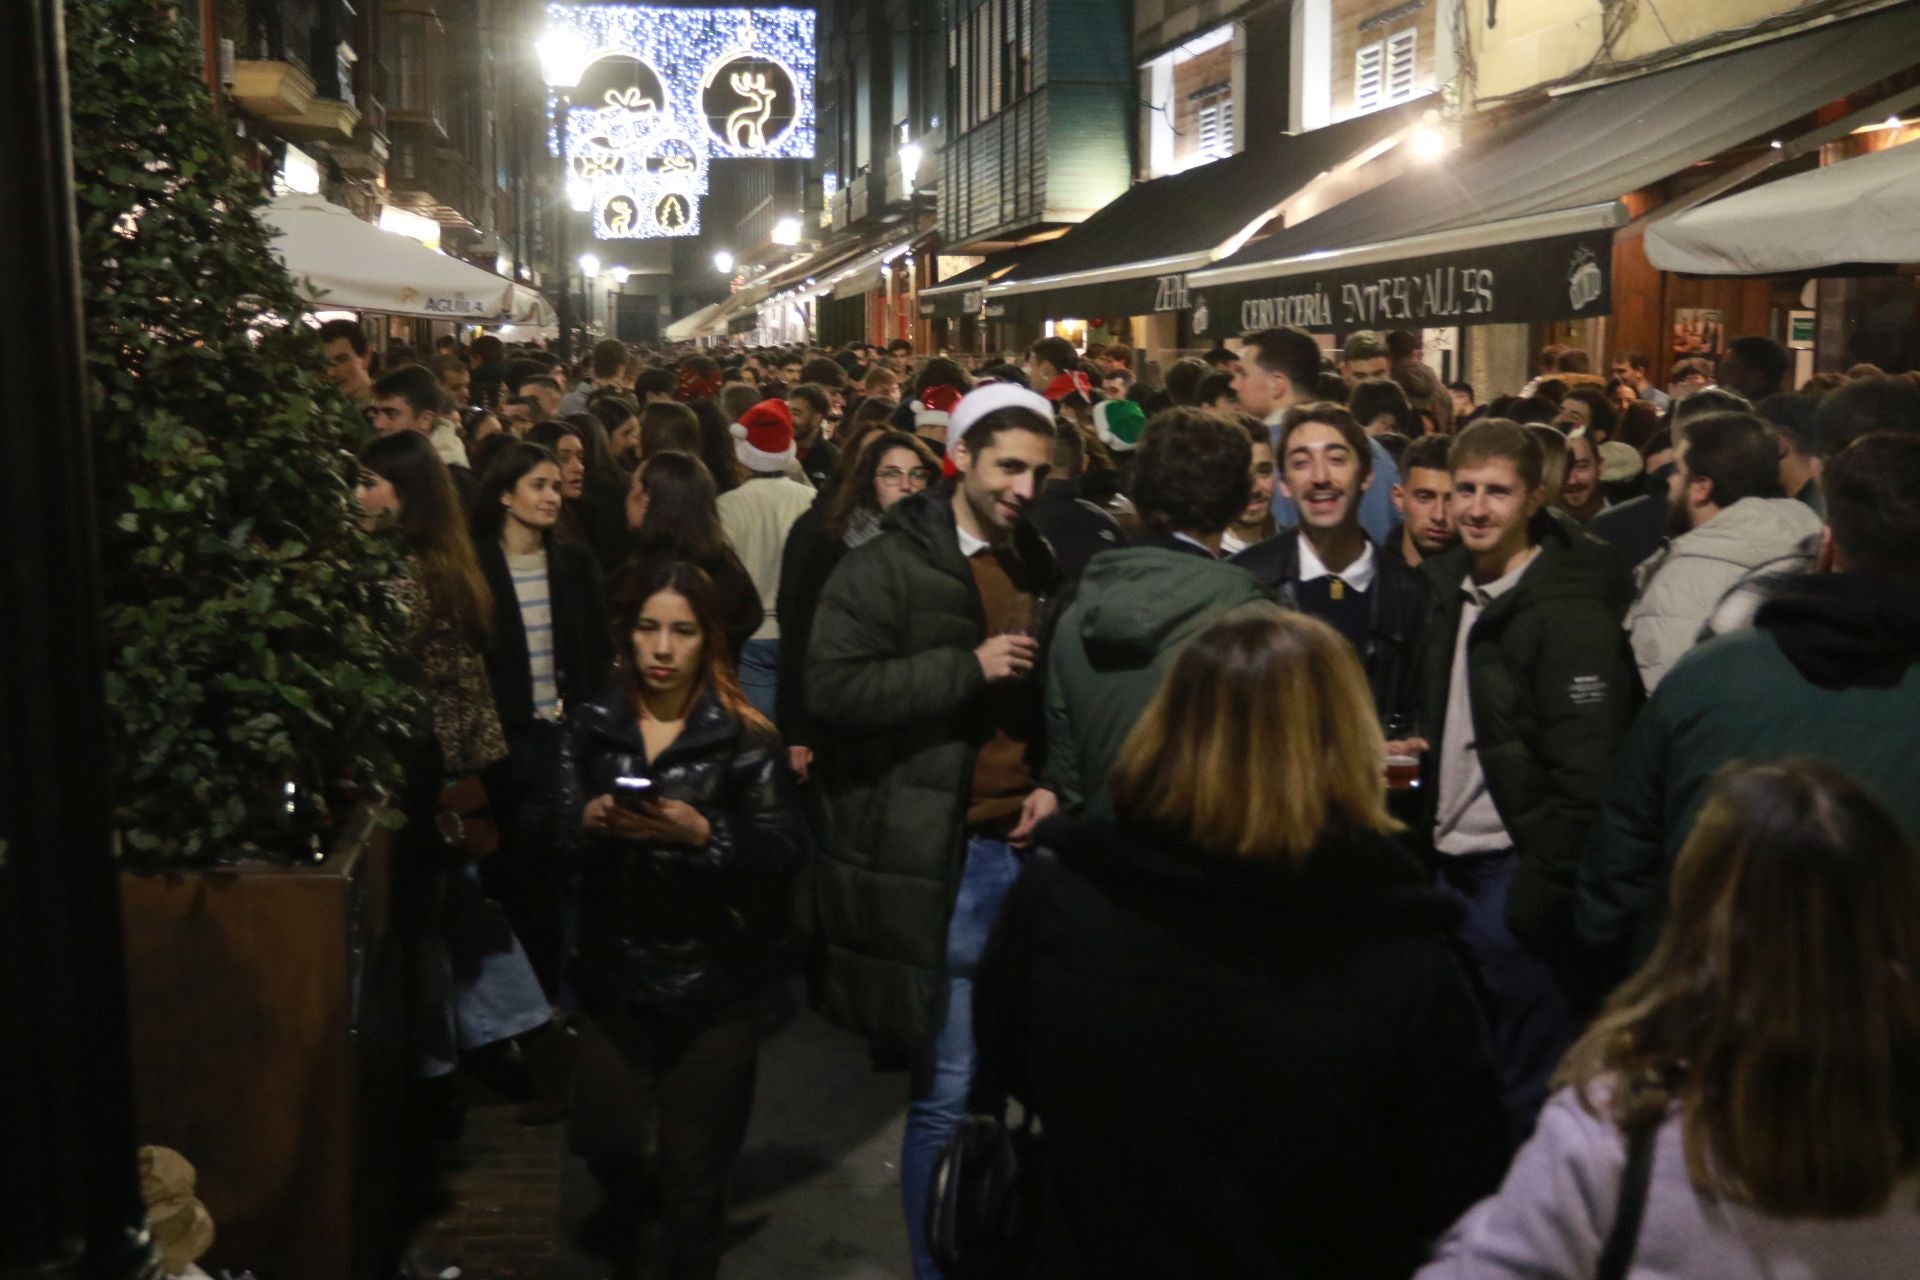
[
  {"left": 899, "top": 142, "right": 924, "bottom": 188},
  {"left": 773, "top": 217, "right": 803, "bottom": 246},
  {"left": 1411, "top": 126, "right": 1449, "bottom": 161}
]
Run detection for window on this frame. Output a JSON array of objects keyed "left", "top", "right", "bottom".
[
  {"left": 1195, "top": 89, "right": 1232, "bottom": 162},
  {"left": 1357, "top": 28, "right": 1418, "bottom": 112},
  {"left": 1354, "top": 41, "right": 1384, "bottom": 112},
  {"left": 1387, "top": 29, "right": 1418, "bottom": 101}
]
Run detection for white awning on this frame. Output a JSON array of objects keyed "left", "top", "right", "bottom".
[
  {"left": 262, "top": 194, "right": 522, "bottom": 321},
  {"left": 663, "top": 301, "right": 725, "bottom": 341},
  {"left": 1647, "top": 138, "right": 1920, "bottom": 276}
]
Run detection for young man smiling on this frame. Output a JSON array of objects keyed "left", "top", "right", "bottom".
[
  {"left": 1232, "top": 403, "right": 1428, "bottom": 725},
  {"left": 805, "top": 383, "right": 1061, "bottom": 1280},
  {"left": 1413, "top": 419, "right": 1637, "bottom": 1138}
]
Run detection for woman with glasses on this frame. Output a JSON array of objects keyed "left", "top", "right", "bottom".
[{"left": 775, "top": 430, "right": 939, "bottom": 781}]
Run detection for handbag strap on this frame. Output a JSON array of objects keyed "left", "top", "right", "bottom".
[{"left": 1596, "top": 1121, "right": 1658, "bottom": 1280}]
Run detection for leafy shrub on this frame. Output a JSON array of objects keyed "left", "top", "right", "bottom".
[{"left": 67, "top": 0, "right": 423, "bottom": 863}]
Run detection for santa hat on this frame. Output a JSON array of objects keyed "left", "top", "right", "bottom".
[
  {"left": 1093, "top": 398, "right": 1147, "bottom": 452},
  {"left": 1042, "top": 370, "right": 1096, "bottom": 404},
  {"left": 948, "top": 383, "right": 1058, "bottom": 440},
  {"left": 912, "top": 384, "right": 965, "bottom": 436},
  {"left": 732, "top": 399, "right": 796, "bottom": 471}
]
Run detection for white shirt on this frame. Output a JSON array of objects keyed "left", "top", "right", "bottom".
[
  {"left": 956, "top": 522, "right": 991, "bottom": 559},
  {"left": 1433, "top": 549, "right": 1537, "bottom": 856},
  {"left": 1297, "top": 535, "right": 1377, "bottom": 593},
  {"left": 1171, "top": 531, "right": 1217, "bottom": 558}
]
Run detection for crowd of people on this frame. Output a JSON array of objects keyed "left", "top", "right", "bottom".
[{"left": 328, "top": 311, "right": 1920, "bottom": 1280}]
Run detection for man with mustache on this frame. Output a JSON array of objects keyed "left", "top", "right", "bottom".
[{"left": 1231, "top": 403, "right": 1429, "bottom": 728}]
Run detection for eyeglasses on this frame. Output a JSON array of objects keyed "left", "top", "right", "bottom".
[{"left": 876, "top": 466, "right": 935, "bottom": 487}]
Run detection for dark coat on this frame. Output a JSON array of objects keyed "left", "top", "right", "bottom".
[
  {"left": 560, "top": 684, "right": 806, "bottom": 1013},
  {"left": 1414, "top": 510, "right": 1639, "bottom": 949},
  {"left": 622, "top": 542, "right": 765, "bottom": 665},
  {"left": 476, "top": 537, "right": 614, "bottom": 740},
  {"left": 1230, "top": 529, "right": 1430, "bottom": 724},
  {"left": 1026, "top": 478, "right": 1128, "bottom": 581},
  {"left": 804, "top": 488, "right": 1057, "bottom": 1052},
  {"left": 1578, "top": 573, "right": 1920, "bottom": 964},
  {"left": 773, "top": 504, "right": 847, "bottom": 751},
  {"left": 975, "top": 817, "right": 1509, "bottom": 1280}
]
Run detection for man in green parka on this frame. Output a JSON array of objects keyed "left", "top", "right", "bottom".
[
  {"left": 804, "top": 382, "right": 1060, "bottom": 1279},
  {"left": 1413, "top": 419, "right": 1639, "bottom": 1136}
]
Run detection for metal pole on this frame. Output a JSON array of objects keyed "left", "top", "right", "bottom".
[
  {"left": 0, "top": 1, "right": 156, "bottom": 1276},
  {"left": 554, "top": 91, "right": 572, "bottom": 364}
]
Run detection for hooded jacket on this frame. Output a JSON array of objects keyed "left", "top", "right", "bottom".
[
  {"left": 1578, "top": 573, "right": 1920, "bottom": 963},
  {"left": 1044, "top": 543, "right": 1276, "bottom": 816},
  {"left": 804, "top": 489, "right": 1057, "bottom": 1051},
  {"left": 1624, "top": 497, "right": 1823, "bottom": 690},
  {"left": 559, "top": 684, "right": 806, "bottom": 1013},
  {"left": 1416, "top": 510, "right": 1638, "bottom": 949},
  {"left": 976, "top": 816, "right": 1507, "bottom": 1280}
]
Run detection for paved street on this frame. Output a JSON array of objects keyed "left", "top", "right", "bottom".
[{"left": 403, "top": 982, "right": 911, "bottom": 1279}]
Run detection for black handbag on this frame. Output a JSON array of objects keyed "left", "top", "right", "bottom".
[{"left": 925, "top": 1109, "right": 1042, "bottom": 1280}]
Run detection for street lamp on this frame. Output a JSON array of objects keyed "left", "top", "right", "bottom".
[
  {"left": 713, "top": 250, "right": 734, "bottom": 274},
  {"left": 899, "top": 141, "right": 924, "bottom": 192},
  {"left": 578, "top": 253, "right": 600, "bottom": 331},
  {"left": 610, "top": 265, "right": 630, "bottom": 285},
  {"left": 772, "top": 217, "right": 801, "bottom": 246},
  {"left": 541, "top": 25, "right": 587, "bottom": 361}
]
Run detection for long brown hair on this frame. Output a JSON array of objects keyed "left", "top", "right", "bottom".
[
  {"left": 1110, "top": 608, "right": 1399, "bottom": 861},
  {"left": 608, "top": 558, "right": 770, "bottom": 734},
  {"left": 1558, "top": 759, "right": 1920, "bottom": 1216},
  {"left": 824, "top": 430, "right": 938, "bottom": 539},
  {"left": 359, "top": 431, "right": 492, "bottom": 642}
]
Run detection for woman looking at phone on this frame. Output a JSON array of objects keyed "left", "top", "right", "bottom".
[{"left": 561, "top": 558, "right": 806, "bottom": 1280}]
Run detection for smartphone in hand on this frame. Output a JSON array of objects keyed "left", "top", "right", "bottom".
[{"left": 613, "top": 775, "right": 654, "bottom": 813}]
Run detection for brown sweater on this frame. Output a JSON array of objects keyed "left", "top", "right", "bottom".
[{"left": 965, "top": 547, "right": 1037, "bottom": 830}]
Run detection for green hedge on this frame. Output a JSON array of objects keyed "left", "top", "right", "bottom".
[{"left": 67, "top": 0, "right": 423, "bottom": 864}]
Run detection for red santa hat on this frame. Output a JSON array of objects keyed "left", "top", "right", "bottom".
[
  {"left": 912, "top": 384, "right": 965, "bottom": 437},
  {"left": 1042, "top": 370, "right": 1097, "bottom": 404},
  {"left": 732, "top": 399, "right": 796, "bottom": 472}
]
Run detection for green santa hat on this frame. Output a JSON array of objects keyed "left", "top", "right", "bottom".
[{"left": 1093, "top": 398, "right": 1147, "bottom": 452}]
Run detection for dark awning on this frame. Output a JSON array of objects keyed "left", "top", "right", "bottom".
[
  {"left": 985, "top": 96, "right": 1433, "bottom": 324},
  {"left": 919, "top": 245, "right": 1043, "bottom": 318},
  {"left": 1184, "top": 2, "right": 1920, "bottom": 334}
]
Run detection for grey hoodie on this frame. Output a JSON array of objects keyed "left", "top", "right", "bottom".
[{"left": 1624, "top": 497, "right": 1822, "bottom": 690}]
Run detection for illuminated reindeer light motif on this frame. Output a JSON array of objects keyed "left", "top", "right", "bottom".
[{"left": 725, "top": 71, "right": 778, "bottom": 151}]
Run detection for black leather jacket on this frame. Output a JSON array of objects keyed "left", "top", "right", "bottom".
[
  {"left": 559, "top": 682, "right": 806, "bottom": 1013},
  {"left": 1229, "top": 530, "right": 1431, "bottom": 726}
]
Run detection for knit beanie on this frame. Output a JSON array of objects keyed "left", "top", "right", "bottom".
[
  {"left": 732, "top": 399, "right": 796, "bottom": 471},
  {"left": 1093, "top": 397, "right": 1147, "bottom": 452}
]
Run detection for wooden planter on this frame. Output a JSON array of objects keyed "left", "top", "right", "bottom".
[{"left": 120, "top": 808, "right": 406, "bottom": 1280}]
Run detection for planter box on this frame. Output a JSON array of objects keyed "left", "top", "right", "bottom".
[{"left": 121, "top": 808, "right": 406, "bottom": 1280}]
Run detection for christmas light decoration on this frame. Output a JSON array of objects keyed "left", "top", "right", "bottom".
[{"left": 544, "top": 4, "right": 816, "bottom": 239}]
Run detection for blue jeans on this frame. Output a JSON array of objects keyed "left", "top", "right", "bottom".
[
  {"left": 420, "top": 863, "right": 553, "bottom": 1078},
  {"left": 737, "top": 637, "right": 780, "bottom": 727},
  {"left": 1432, "top": 848, "right": 1573, "bottom": 1140},
  {"left": 901, "top": 835, "right": 1022, "bottom": 1280}
]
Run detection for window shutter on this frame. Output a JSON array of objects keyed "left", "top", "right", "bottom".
[
  {"left": 1355, "top": 41, "right": 1384, "bottom": 112},
  {"left": 1387, "top": 29, "right": 1418, "bottom": 102}
]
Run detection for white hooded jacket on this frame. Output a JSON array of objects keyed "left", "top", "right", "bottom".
[{"left": 1625, "top": 496, "right": 1823, "bottom": 690}]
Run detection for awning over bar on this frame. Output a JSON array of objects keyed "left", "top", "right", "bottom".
[
  {"left": 920, "top": 246, "right": 1040, "bottom": 318},
  {"left": 985, "top": 97, "right": 1432, "bottom": 325},
  {"left": 1647, "top": 136, "right": 1920, "bottom": 276},
  {"left": 1186, "top": 3, "right": 1920, "bottom": 334}
]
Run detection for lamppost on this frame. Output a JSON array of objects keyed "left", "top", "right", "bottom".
[
  {"left": 538, "top": 28, "right": 585, "bottom": 362},
  {"left": 610, "top": 265, "right": 629, "bottom": 341},
  {"left": 577, "top": 253, "right": 600, "bottom": 333}
]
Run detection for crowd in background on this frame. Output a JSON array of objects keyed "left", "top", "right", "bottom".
[{"left": 325, "top": 311, "right": 1920, "bottom": 1280}]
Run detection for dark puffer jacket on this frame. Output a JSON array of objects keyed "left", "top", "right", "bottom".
[
  {"left": 559, "top": 683, "right": 806, "bottom": 1013},
  {"left": 1415, "top": 509, "right": 1639, "bottom": 949},
  {"left": 975, "top": 817, "right": 1508, "bottom": 1280},
  {"left": 805, "top": 488, "right": 1056, "bottom": 1052},
  {"left": 1230, "top": 529, "right": 1430, "bottom": 724}
]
